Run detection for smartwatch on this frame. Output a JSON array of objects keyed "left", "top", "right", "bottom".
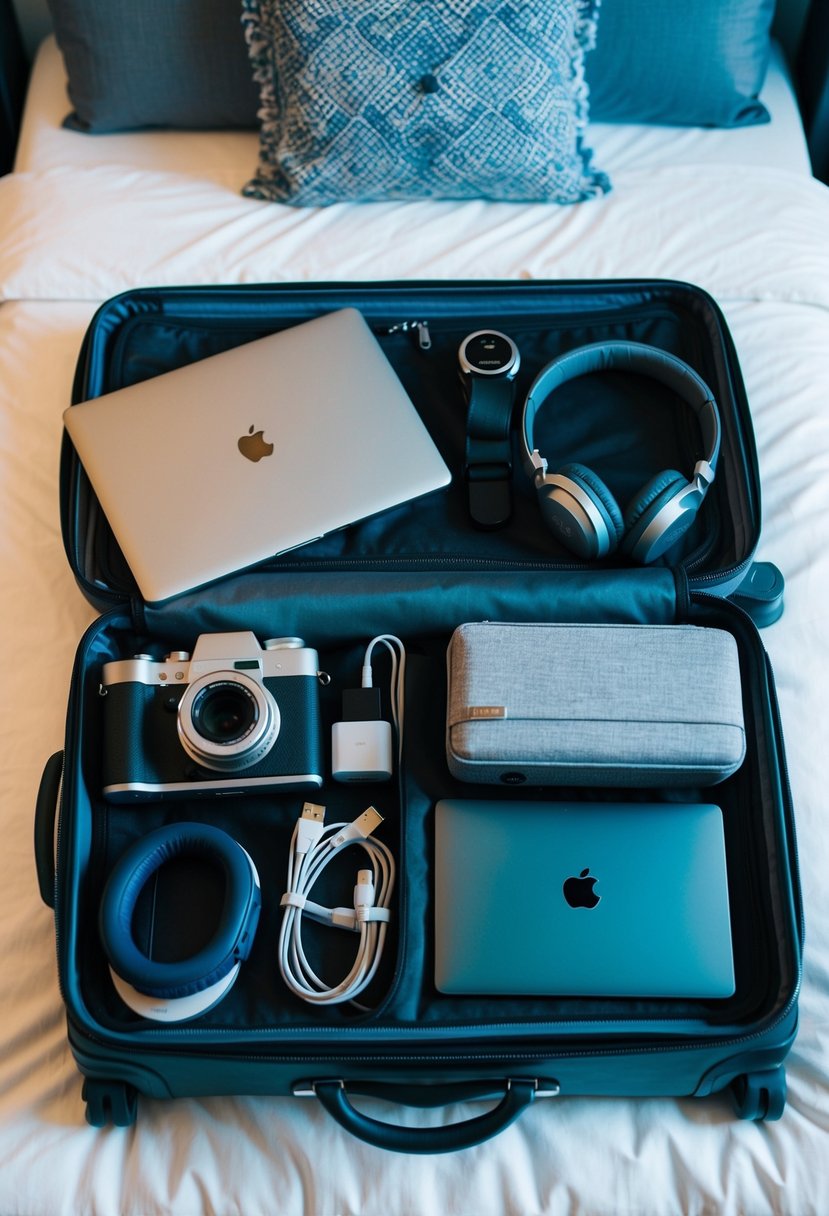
[{"left": 458, "top": 330, "right": 521, "bottom": 529}]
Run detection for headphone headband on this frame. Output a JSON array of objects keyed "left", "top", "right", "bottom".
[{"left": 521, "top": 340, "right": 720, "bottom": 482}]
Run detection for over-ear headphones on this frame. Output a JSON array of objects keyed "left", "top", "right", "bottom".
[
  {"left": 520, "top": 341, "right": 721, "bottom": 564},
  {"left": 99, "top": 822, "right": 261, "bottom": 1023}
]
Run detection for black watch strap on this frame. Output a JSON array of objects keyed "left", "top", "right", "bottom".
[{"left": 465, "top": 374, "right": 516, "bottom": 529}]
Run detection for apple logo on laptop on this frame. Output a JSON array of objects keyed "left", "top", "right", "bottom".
[
  {"left": 562, "top": 868, "right": 600, "bottom": 909},
  {"left": 238, "top": 425, "right": 274, "bottom": 462}
]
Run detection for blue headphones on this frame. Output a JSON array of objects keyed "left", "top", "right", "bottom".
[
  {"left": 520, "top": 341, "right": 721, "bottom": 564},
  {"left": 99, "top": 822, "right": 261, "bottom": 1023}
]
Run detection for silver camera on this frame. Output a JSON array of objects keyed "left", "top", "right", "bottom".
[{"left": 101, "top": 631, "right": 325, "bottom": 801}]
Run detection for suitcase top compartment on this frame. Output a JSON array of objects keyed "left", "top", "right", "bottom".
[{"left": 62, "top": 279, "right": 767, "bottom": 621}]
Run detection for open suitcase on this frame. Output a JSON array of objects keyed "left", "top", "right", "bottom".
[{"left": 35, "top": 280, "right": 803, "bottom": 1153}]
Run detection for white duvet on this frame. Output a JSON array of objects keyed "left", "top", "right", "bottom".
[{"left": 1, "top": 161, "right": 829, "bottom": 1216}]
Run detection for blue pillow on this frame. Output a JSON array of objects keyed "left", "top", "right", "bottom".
[
  {"left": 586, "top": 0, "right": 774, "bottom": 127},
  {"left": 241, "top": 0, "right": 610, "bottom": 206},
  {"left": 46, "top": 0, "right": 260, "bottom": 132}
]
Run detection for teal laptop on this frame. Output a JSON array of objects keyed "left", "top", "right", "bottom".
[{"left": 434, "top": 799, "right": 735, "bottom": 998}]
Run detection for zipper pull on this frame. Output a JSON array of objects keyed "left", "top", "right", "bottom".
[
  {"left": 414, "top": 321, "right": 431, "bottom": 351},
  {"left": 381, "top": 320, "right": 432, "bottom": 351}
]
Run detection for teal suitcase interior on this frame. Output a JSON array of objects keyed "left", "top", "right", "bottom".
[{"left": 35, "top": 280, "right": 803, "bottom": 1152}]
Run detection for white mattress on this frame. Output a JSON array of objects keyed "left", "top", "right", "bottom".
[
  {"left": 1, "top": 31, "right": 829, "bottom": 1216},
  {"left": 14, "top": 35, "right": 814, "bottom": 183}
]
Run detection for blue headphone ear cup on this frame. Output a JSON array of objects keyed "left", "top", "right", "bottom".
[
  {"left": 556, "top": 462, "right": 625, "bottom": 550},
  {"left": 99, "top": 823, "right": 261, "bottom": 1020},
  {"left": 622, "top": 469, "right": 688, "bottom": 562}
]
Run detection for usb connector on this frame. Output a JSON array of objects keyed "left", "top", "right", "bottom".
[
  {"left": 301, "top": 801, "right": 325, "bottom": 824},
  {"left": 295, "top": 801, "right": 326, "bottom": 854},
  {"left": 353, "top": 806, "right": 383, "bottom": 836},
  {"left": 330, "top": 806, "right": 384, "bottom": 849}
]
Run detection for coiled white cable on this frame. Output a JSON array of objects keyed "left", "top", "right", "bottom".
[{"left": 278, "top": 803, "right": 395, "bottom": 1006}]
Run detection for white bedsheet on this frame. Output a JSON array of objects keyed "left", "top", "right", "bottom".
[{"left": 1, "top": 153, "right": 829, "bottom": 1215}]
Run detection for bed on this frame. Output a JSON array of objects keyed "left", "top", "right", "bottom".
[{"left": 1, "top": 2, "right": 828, "bottom": 1212}]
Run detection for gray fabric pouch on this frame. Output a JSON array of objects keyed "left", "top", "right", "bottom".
[{"left": 446, "top": 622, "right": 746, "bottom": 787}]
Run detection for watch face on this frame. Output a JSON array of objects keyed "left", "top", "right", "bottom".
[{"left": 460, "top": 330, "right": 518, "bottom": 376}]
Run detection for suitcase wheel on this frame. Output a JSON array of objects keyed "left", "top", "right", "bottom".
[
  {"left": 82, "top": 1079, "right": 138, "bottom": 1128},
  {"left": 731, "top": 1069, "right": 787, "bottom": 1121}
]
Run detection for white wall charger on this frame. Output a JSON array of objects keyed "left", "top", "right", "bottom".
[
  {"left": 332, "top": 718, "right": 393, "bottom": 783},
  {"left": 331, "top": 637, "right": 405, "bottom": 783}
]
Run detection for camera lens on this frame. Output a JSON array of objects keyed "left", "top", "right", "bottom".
[
  {"left": 191, "top": 681, "right": 258, "bottom": 745},
  {"left": 177, "top": 671, "right": 280, "bottom": 773}
]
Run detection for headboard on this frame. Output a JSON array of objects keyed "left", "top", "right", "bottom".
[{"left": 5, "top": 0, "right": 817, "bottom": 77}]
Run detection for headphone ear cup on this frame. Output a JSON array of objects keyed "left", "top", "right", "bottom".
[
  {"left": 622, "top": 469, "right": 690, "bottom": 563},
  {"left": 99, "top": 823, "right": 261, "bottom": 1023},
  {"left": 537, "top": 462, "right": 624, "bottom": 560}
]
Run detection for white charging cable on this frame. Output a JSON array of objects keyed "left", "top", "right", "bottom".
[
  {"left": 278, "top": 802, "right": 395, "bottom": 1006},
  {"left": 361, "top": 634, "right": 406, "bottom": 767}
]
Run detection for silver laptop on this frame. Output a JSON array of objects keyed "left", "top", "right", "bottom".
[
  {"left": 64, "top": 308, "right": 451, "bottom": 602},
  {"left": 434, "top": 799, "right": 735, "bottom": 999}
]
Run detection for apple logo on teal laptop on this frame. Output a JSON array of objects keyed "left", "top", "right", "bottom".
[{"left": 563, "top": 868, "right": 601, "bottom": 909}]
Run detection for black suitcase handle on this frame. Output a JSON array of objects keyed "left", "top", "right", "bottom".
[
  {"left": 34, "top": 750, "right": 63, "bottom": 909},
  {"left": 302, "top": 1077, "right": 552, "bottom": 1154}
]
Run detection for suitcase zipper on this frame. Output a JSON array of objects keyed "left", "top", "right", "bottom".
[
  {"left": 381, "top": 320, "right": 432, "bottom": 350},
  {"left": 261, "top": 554, "right": 597, "bottom": 573},
  {"left": 83, "top": 298, "right": 678, "bottom": 395},
  {"left": 71, "top": 989, "right": 800, "bottom": 1063},
  {"left": 80, "top": 301, "right": 683, "bottom": 411}
]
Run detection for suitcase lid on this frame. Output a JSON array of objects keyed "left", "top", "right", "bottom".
[{"left": 61, "top": 278, "right": 782, "bottom": 633}]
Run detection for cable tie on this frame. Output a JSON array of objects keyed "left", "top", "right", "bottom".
[{"left": 355, "top": 906, "right": 392, "bottom": 924}]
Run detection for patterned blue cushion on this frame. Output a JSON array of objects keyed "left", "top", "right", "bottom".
[{"left": 241, "top": 0, "right": 610, "bottom": 206}]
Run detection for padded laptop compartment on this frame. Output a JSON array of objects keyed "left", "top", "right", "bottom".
[{"left": 64, "top": 279, "right": 761, "bottom": 610}]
